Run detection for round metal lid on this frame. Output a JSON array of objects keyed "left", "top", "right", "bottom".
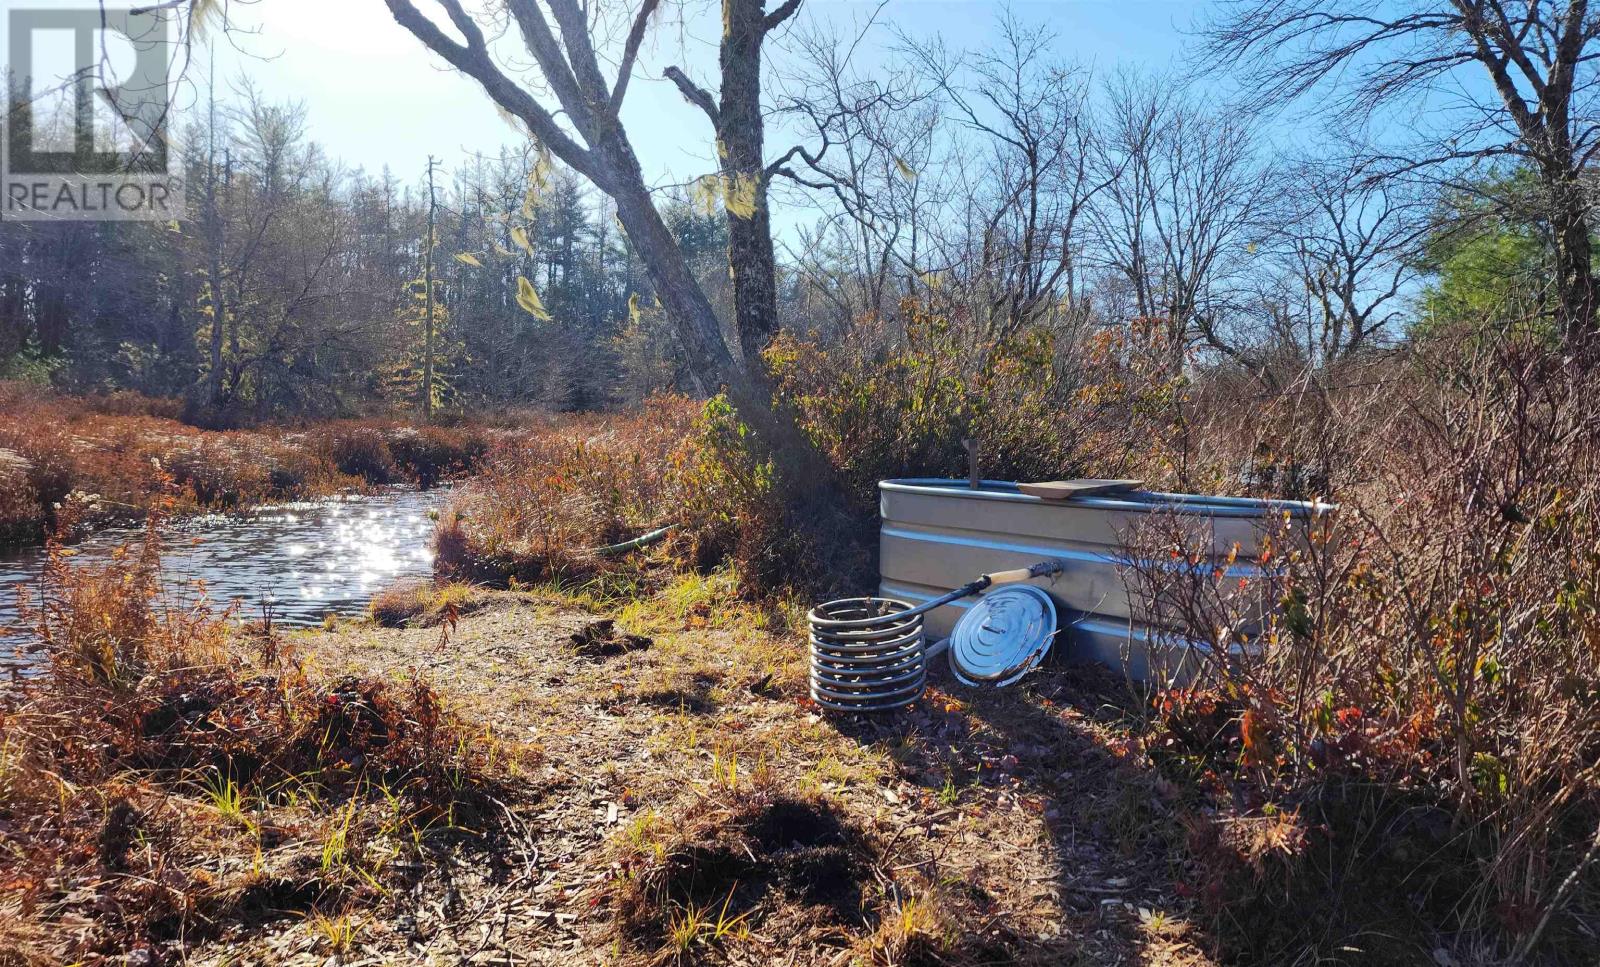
[{"left": 948, "top": 585, "right": 1057, "bottom": 687}]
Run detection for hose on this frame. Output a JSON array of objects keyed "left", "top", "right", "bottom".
[
  {"left": 593, "top": 523, "right": 678, "bottom": 557},
  {"left": 817, "top": 559, "right": 1066, "bottom": 628}
]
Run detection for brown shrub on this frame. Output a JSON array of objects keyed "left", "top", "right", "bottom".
[
  {"left": 0, "top": 384, "right": 490, "bottom": 547},
  {"left": 261, "top": 436, "right": 348, "bottom": 494},
  {"left": 81, "top": 388, "right": 185, "bottom": 420},
  {"left": 435, "top": 396, "right": 696, "bottom": 586},
  {"left": 163, "top": 435, "right": 278, "bottom": 509},
  {"left": 319, "top": 424, "right": 398, "bottom": 483},
  {"left": 0, "top": 516, "right": 522, "bottom": 962},
  {"left": 0, "top": 447, "right": 40, "bottom": 545},
  {"left": 1123, "top": 332, "right": 1600, "bottom": 964},
  {"left": 0, "top": 409, "right": 81, "bottom": 541},
  {"left": 425, "top": 302, "right": 1116, "bottom": 601},
  {"left": 385, "top": 424, "right": 491, "bottom": 488},
  {"left": 368, "top": 578, "right": 435, "bottom": 627}
]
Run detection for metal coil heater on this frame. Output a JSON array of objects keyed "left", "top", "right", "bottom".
[
  {"left": 807, "top": 597, "right": 927, "bottom": 712},
  {"left": 808, "top": 560, "right": 1066, "bottom": 713}
]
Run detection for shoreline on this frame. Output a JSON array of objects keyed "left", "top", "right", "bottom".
[
  {"left": 1, "top": 568, "right": 1217, "bottom": 965},
  {"left": 0, "top": 388, "right": 492, "bottom": 555},
  {"left": 205, "top": 584, "right": 1214, "bottom": 965}
]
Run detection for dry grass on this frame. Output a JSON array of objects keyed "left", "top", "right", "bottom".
[
  {"left": 432, "top": 395, "right": 699, "bottom": 587},
  {"left": 262, "top": 570, "right": 1218, "bottom": 967},
  {"left": 609, "top": 782, "right": 872, "bottom": 960},
  {"left": 0, "top": 516, "right": 533, "bottom": 965},
  {"left": 368, "top": 579, "right": 486, "bottom": 628},
  {"left": 0, "top": 381, "right": 492, "bottom": 547}
]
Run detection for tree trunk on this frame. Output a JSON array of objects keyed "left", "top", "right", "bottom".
[
  {"left": 205, "top": 149, "right": 231, "bottom": 408},
  {"left": 423, "top": 156, "right": 438, "bottom": 420},
  {"left": 380, "top": 0, "right": 849, "bottom": 538},
  {"left": 36, "top": 283, "right": 67, "bottom": 356},
  {"left": 207, "top": 234, "right": 225, "bottom": 405},
  {"left": 603, "top": 150, "right": 834, "bottom": 491},
  {"left": 1549, "top": 174, "right": 1597, "bottom": 348},
  {"left": 718, "top": 0, "right": 778, "bottom": 365},
  {"left": 0, "top": 276, "right": 25, "bottom": 357},
  {"left": 605, "top": 156, "right": 742, "bottom": 386}
]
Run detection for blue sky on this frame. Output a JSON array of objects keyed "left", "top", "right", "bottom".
[{"left": 203, "top": 0, "right": 1205, "bottom": 188}]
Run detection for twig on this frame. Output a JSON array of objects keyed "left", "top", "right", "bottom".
[{"left": 1515, "top": 816, "right": 1600, "bottom": 960}]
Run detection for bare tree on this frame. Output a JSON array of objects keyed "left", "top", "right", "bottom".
[
  {"left": 1278, "top": 160, "right": 1431, "bottom": 362},
  {"left": 772, "top": 9, "right": 940, "bottom": 326},
  {"left": 1201, "top": 0, "right": 1600, "bottom": 348},
  {"left": 781, "top": 11, "right": 1108, "bottom": 351},
  {"left": 906, "top": 15, "right": 1107, "bottom": 345},
  {"left": 381, "top": 0, "right": 803, "bottom": 452},
  {"left": 1091, "top": 72, "right": 1277, "bottom": 372}
]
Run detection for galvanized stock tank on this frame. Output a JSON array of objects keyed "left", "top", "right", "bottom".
[{"left": 876, "top": 478, "right": 1330, "bottom": 681}]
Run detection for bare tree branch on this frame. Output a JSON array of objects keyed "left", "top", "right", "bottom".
[
  {"left": 663, "top": 65, "right": 719, "bottom": 124},
  {"left": 764, "top": 0, "right": 804, "bottom": 33},
  {"left": 610, "top": 0, "right": 663, "bottom": 112},
  {"left": 382, "top": 0, "right": 597, "bottom": 179},
  {"left": 1199, "top": 0, "right": 1600, "bottom": 344}
]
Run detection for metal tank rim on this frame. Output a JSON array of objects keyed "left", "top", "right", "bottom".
[{"left": 878, "top": 477, "right": 1336, "bottom": 519}]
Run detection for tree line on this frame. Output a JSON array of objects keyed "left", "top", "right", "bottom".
[
  {"left": 0, "top": 86, "right": 745, "bottom": 420},
  {"left": 1, "top": 1, "right": 1594, "bottom": 422}
]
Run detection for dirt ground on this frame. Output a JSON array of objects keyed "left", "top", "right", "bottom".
[{"left": 191, "top": 582, "right": 1217, "bottom": 966}]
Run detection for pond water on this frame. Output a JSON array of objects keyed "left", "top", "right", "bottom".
[{"left": 1, "top": 488, "right": 448, "bottom": 672}]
